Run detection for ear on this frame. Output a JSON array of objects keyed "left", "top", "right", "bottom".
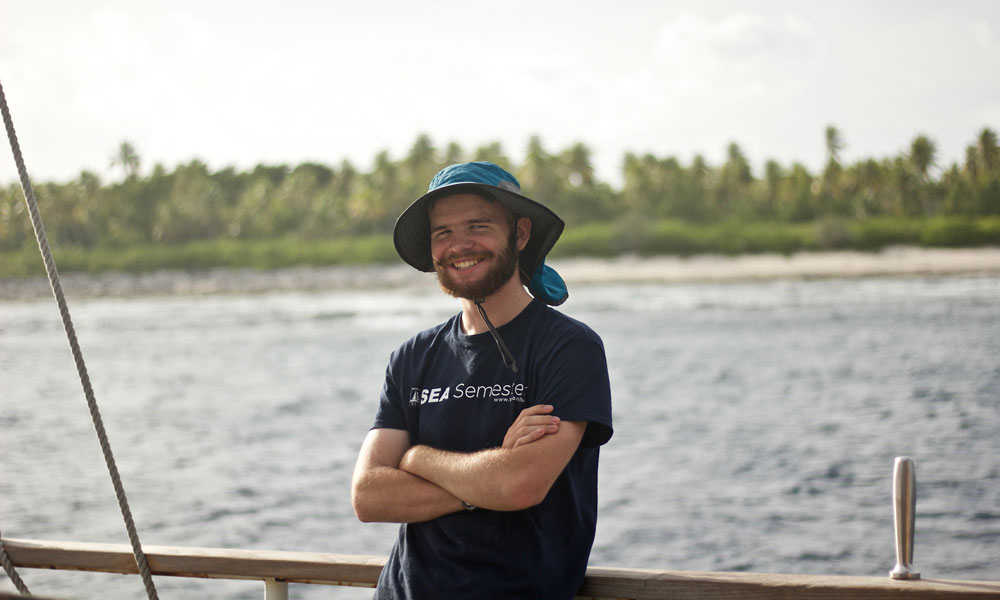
[{"left": 515, "top": 216, "right": 531, "bottom": 251}]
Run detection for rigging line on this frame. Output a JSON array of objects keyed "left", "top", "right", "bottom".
[
  {"left": 0, "top": 80, "right": 160, "bottom": 600},
  {"left": 0, "top": 529, "right": 32, "bottom": 595}
]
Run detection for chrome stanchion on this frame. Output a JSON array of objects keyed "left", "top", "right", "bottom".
[{"left": 889, "top": 456, "right": 920, "bottom": 580}]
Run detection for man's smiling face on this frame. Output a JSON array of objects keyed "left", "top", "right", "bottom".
[{"left": 429, "top": 193, "right": 527, "bottom": 300}]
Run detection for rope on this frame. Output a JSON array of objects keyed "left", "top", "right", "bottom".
[
  {"left": 0, "top": 80, "right": 159, "bottom": 600},
  {"left": 0, "top": 530, "right": 31, "bottom": 595}
]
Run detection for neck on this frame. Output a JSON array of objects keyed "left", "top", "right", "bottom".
[{"left": 459, "top": 276, "right": 532, "bottom": 335}]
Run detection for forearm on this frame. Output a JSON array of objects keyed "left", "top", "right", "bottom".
[
  {"left": 400, "top": 420, "right": 587, "bottom": 512},
  {"left": 351, "top": 463, "right": 464, "bottom": 523},
  {"left": 351, "top": 428, "right": 465, "bottom": 523},
  {"left": 399, "top": 445, "right": 541, "bottom": 512}
]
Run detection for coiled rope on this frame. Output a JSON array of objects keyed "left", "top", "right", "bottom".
[{"left": 0, "top": 79, "right": 159, "bottom": 599}]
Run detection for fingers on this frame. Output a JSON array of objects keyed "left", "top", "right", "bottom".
[
  {"left": 502, "top": 405, "right": 561, "bottom": 449},
  {"left": 513, "top": 406, "right": 560, "bottom": 434},
  {"left": 520, "top": 404, "right": 554, "bottom": 417},
  {"left": 512, "top": 426, "right": 547, "bottom": 448}
]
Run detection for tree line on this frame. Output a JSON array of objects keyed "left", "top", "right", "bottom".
[{"left": 1, "top": 127, "right": 998, "bottom": 253}]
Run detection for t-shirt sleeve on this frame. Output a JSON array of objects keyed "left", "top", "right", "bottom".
[
  {"left": 372, "top": 351, "right": 408, "bottom": 431},
  {"left": 534, "top": 335, "right": 613, "bottom": 448}
]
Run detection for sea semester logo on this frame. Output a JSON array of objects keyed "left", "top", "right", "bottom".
[{"left": 408, "top": 382, "right": 527, "bottom": 406}]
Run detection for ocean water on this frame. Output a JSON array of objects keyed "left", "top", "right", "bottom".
[{"left": 2, "top": 273, "right": 998, "bottom": 598}]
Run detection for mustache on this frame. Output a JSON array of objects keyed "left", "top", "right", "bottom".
[{"left": 434, "top": 251, "right": 493, "bottom": 268}]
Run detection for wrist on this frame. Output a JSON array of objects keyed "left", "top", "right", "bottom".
[
  {"left": 399, "top": 446, "right": 419, "bottom": 474},
  {"left": 400, "top": 444, "right": 435, "bottom": 478}
]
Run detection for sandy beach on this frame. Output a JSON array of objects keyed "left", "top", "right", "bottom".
[
  {"left": 2, "top": 246, "right": 999, "bottom": 300},
  {"left": 553, "top": 246, "right": 1000, "bottom": 283}
]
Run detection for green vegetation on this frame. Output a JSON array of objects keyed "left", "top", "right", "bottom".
[
  {"left": 551, "top": 216, "right": 1000, "bottom": 260},
  {"left": 1, "top": 127, "right": 998, "bottom": 277},
  {"left": 3, "top": 217, "right": 997, "bottom": 279},
  {"left": 0, "top": 235, "right": 398, "bottom": 277}
]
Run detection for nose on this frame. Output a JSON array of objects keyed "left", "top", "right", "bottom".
[
  {"left": 433, "top": 231, "right": 476, "bottom": 265},
  {"left": 448, "top": 231, "right": 476, "bottom": 254}
]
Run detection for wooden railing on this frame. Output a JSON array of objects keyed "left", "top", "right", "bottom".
[{"left": 3, "top": 537, "right": 1000, "bottom": 599}]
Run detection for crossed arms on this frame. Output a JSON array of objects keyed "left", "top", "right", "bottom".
[{"left": 351, "top": 404, "right": 586, "bottom": 522}]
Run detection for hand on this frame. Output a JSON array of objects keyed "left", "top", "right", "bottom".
[{"left": 502, "top": 404, "right": 560, "bottom": 449}]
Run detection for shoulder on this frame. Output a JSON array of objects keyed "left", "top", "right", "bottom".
[
  {"left": 524, "top": 302, "right": 613, "bottom": 447},
  {"left": 392, "top": 313, "right": 459, "bottom": 358},
  {"left": 530, "top": 301, "right": 606, "bottom": 351},
  {"left": 521, "top": 301, "right": 609, "bottom": 380}
]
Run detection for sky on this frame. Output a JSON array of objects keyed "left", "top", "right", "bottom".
[{"left": 1, "top": 0, "right": 999, "bottom": 188}]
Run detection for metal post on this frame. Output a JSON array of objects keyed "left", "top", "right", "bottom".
[
  {"left": 265, "top": 579, "right": 289, "bottom": 600},
  {"left": 889, "top": 456, "right": 920, "bottom": 580}
]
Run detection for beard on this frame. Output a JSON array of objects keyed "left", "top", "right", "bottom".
[{"left": 435, "top": 229, "right": 519, "bottom": 301}]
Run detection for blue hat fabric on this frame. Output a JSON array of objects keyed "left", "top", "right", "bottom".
[
  {"left": 393, "top": 161, "right": 568, "bottom": 305},
  {"left": 529, "top": 261, "right": 568, "bottom": 306}
]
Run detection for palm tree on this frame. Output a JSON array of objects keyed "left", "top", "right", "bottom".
[
  {"left": 154, "top": 159, "right": 224, "bottom": 242},
  {"left": 401, "top": 134, "right": 439, "bottom": 204},
  {"left": 781, "top": 163, "right": 816, "bottom": 222},
  {"left": 854, "top": 159, "right": 888, "bottom": 216},
  {"left": 976, "top": 127, "right": 998, "bottom": 173},
  {"left": 909, "top": 134, "right": 937, "bottom": 180},
  {"left": 405, "top": 134, "right": 437, "bottom": 179},
  {"left": 908, "top": 134, "right": 938, "bottom": 215},
  {"left": 332, "top": 159, "right": 358, "bottom": 198},
  {"left": 762, "top": 159, "right": 782, "bottom": 218},
  {"left": 973, "top": 128, "right": 1000, "bottom": 216},
  {"left": 716, "top": 142, "right": 752, "bottom": 218},
  {"left": 687, "top": 154, "right": 710, "bottom": 221},
  {"left": 824, "top": 125, "right": 844, "bottom": 165},
  {"left": 110, "top": 141, "right": 141, "bottom": 179},
  {"left": 820, "top": 126, "right": 849, "bottom": 215},
  {"left": 472, "top": 141, "right": 508, "bottom": 166},
  {"left": 725, "top": 142, "right": 752, "bottom": 182},
  {"left": 621, "top": 152, "right": 652, "bottom": 214},
  {"left": 519, "top": 135, "right": 562, "bottom": 205},
  {"left": 443, "top": 141, "right": 465, "bottom": 165},
  {"left": 371, "top": 150, "right": 401, "bottom": 231},
  {"left": 562, "top": 142, "right": 595, "bottom": 187},
  {"left": 964, "top": 145, "right": 980, "bottom": 180}
]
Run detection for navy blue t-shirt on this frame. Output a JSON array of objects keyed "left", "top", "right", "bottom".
[{"left": 372, "top": 298, "right": 613, "bottom": 600}]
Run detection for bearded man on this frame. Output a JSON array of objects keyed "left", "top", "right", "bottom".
[{"left": 351, "top": 161, "right": 614, "bottom": 600}]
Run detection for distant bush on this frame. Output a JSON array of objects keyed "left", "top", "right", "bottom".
[
  {"left": 919, "top": 217, "right": 1000, "bottom": 247},
  {"left": 1, "top": 217, "right": 997, "bottom": 278},
  {"left": 849, "top": 218, "right": 923, "bottom": 249},
  {"left": 814, "top": 219, "right": 854, "bottom": 250},
  {"left": 549, "top": 223, "right": 618, "bottom": 258},
  {"left": 637, "top": 220, "right": 709, "bottom": 256},
  {"left": 979, "top": 216, "right": 1000, "bottom": 243}
]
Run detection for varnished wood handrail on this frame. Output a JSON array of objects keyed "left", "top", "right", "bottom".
[{"left": 4, "top": 537, "right": 999, "bottom": 599}]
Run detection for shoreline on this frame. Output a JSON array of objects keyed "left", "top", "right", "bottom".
[
  {"left": 554, "top": 246, "right": 1000, "bottom": 283},
  {"left": 2, "top": 246, "right": 999, "bottom": 300}
]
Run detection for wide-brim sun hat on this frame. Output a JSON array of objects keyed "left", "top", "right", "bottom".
[{"left": 393, "top": 161, "right": 568, "bottom": 305}]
